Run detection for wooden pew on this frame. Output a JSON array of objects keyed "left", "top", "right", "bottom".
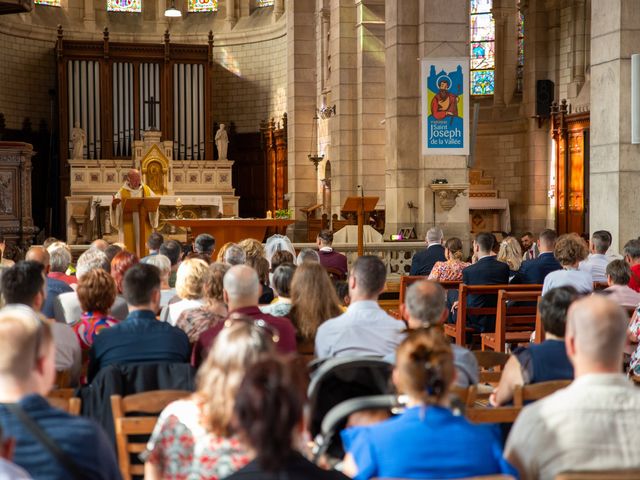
[
  {"left": 443, "top": 284, "right": 543, "bottom": 347},
  {"left": 481, "top": 289, "right": 541, "bottom": 352},
  {"left": 388, "top": 276, "right": 461, "bottom": 320}
]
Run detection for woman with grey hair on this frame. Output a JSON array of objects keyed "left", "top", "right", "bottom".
[{"left": 145, "top": 254, "right": 176, "bottom": 309}]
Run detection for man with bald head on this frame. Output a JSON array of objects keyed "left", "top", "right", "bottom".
[
  {"left": 192, "top": 264, "right": 296, "bottom": 366},
  {"left": 399, "top": 280, "right": 478, "bottom": 387},
  {"left": 110, "top": 168, "right": 159, "bottom": 255},
  {"left": 90, "top": 238, "right": 109, "bottom": 252},
  {"left": 25, "top": 246, "right": 72, "bottom": 319},
  {"left": 505, "top": 295, "right": 640, "bottom": 480}
]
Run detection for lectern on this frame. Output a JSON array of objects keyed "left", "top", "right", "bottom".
[
  {"left": 342, "top": 196, "right": 379, "bottom": 256},
  {"left": 120, "top": 197, "right": 160, "bottom": 257}
]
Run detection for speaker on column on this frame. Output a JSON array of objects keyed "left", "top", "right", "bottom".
[{"left": 536, "top": 79, "right": 555, "bottom": 117}]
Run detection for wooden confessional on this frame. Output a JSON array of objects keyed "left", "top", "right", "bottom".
[{"left": 552, "top": 100, "right": 589, "bottom": 235}]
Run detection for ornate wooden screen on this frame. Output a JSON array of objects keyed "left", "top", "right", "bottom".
[
  {"left": 56, "top": 27, "right": 215, "bottom": 164},
  {"left": 552, "top": 101, "right": 589, "bottom": 235},
  {"left": 261, "top": 114, "right": 288, "bottom": 213}
]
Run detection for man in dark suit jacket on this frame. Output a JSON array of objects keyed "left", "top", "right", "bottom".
[
  {"left": 410, "top": 227, "right": 446, "bottom": 276},
  {"left": 88, "top": 263, "right": 190, "bottom": 382},
  {"left": 460, "top": 232, "right": 510, "bottom": 332},
  {"left": 511, "top": 229, "right": 561, "bottom": 285}
]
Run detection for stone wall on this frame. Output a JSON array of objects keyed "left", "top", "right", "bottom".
[
  {"left": 212, "top": 33, "right": 287, "bottom": 132},
  {"left": 0, "top": 31, "right": 56, "bottom": 129}
]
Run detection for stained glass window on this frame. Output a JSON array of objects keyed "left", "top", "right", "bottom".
[
  {"left": 256, "top": 0, "right": 274, "bottom": 6},
  {"left": 516, "top": 10, "right": 524, "bottom": 93},
  {"left": 470, "top": 0, "right": 495, "bottom": 95},
  {"left": 34, "top": 0, "right": 61, "bottom": 5},
  {"left": 107, "top": 0, "right": 141, "bottom": 12},
  {"left": 188, "top": 0, "right": 218, "bottom": 12}
]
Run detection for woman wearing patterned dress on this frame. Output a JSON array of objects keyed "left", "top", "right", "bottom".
[
  {"left": 73, "top": 269, "right": 119, "bottom": 350},
  {"left": 427, "top": 237, "right": 470, "bottom": 282},
  {"left": 144, "top": 318, "right": 276, "bottom": 480}
]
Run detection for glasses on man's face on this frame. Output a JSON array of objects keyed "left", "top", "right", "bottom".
[{"left": 223, "top": 314, "right": 280, "bottom": 344}]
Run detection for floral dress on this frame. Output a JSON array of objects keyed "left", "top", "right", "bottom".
[
  {"left": 144, "top": 398, "right": 250, "bottom": 480},
  {"left": 630, "top": 312, "right": 640, "bottom": 374},
  {"left": 427, "top": 259, "right": 470, "bottom": 282},
  {"left": 72, "top": 311, "right": 118, "bottom": 350}
]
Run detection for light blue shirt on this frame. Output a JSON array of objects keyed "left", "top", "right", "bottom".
[
  {"left": 542, "top": 268, "right": 593, "bottom": 295},
  {"left": 579, "top": 253, "right": 611, "bottom": 283},
  {"left": 315, "top": 300, "right": 406, "bottom": 358}
]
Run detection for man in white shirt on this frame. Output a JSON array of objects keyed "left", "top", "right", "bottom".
[
  {"left": 315, "top": 255, "right": 405, "bottom": 358},
  {"left": 505, "top": 295, "right": 640, "bottom": 480},
  {"left": 579, "top": 230, "right": 612, "bottom": 283}
]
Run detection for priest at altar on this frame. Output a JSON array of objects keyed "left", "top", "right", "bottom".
[{"left": 110, "top": 169, "right": 159, "bottom": 253}]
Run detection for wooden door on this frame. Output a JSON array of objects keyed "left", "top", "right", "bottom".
[
  {"left": 261, "top": 115, "right": 288, "bottom": 213},
  {"left": 554, "top": 110, "right": 589, "bottom": 235}
]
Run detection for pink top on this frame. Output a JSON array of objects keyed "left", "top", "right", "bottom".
[{"left": 428, "top": 259, "right": 470, "bottom": 282}]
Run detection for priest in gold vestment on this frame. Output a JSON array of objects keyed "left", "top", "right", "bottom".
[{"left": 110, "top": 169, "right": 159, "bottom": 252}]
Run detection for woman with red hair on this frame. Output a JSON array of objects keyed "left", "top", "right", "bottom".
[{"left": 110, "top": 251, "right": 139, "bottom": 294}]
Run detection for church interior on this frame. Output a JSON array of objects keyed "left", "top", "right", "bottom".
[
  {"left": 0, "top": 0, "right": 638, "bottom": 255},
  {"left": 3, "top": 2, "right": 640, "bottom": 479}
]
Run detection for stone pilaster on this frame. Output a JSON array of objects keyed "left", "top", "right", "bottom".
[
  {"left": 418, "top": 0, "right": 470, "bottom": 244},
  {"left": 589, "top": 0, "right": 640, "bottom": 252},
  {"left": 384, "top": 0, "right": 419, "bottom": 237},
  {"left": 286, "top": 0, "right": 318, "bottom": 240}
]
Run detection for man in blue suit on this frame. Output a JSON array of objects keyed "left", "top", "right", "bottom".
[
  {"left": 459, "top": 232, "right": 510, "bottom": 332},
  {"left": 410, "top": 227, "right": 446, "bottom": 276},
  {"left": 511, "top": 229, "right": 562, "bottom": 285}
]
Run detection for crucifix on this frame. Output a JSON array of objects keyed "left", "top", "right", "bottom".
[{"left": 143, "top": 96, "right": 160, "bottom": 131}]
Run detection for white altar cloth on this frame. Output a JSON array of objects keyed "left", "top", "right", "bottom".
[
  {"left": 333, "top": 225, "right": 384, "bottom": 244},
  {"left": 89, "top": 194, "right": 224, "bottom": 220}
]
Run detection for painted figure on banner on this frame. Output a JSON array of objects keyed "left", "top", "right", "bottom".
[
  {"left": 427, "top": 64, "right": 464, "bottom": 150},
  {"left": 110, "top": 168, "right": 159, "bottom": 249}
]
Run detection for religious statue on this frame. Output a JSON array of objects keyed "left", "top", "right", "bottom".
[
  {"left": 110, "top": 168, "right": 159, "bottom": 248},
  {"left": 215, "top": 124, "right": 229, "bottom": 160},
  {"left": 70, "top": 121, "right": 86, "bottom": 160}
]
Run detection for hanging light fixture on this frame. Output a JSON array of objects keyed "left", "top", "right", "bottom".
[
  {"left": 308, "top": 110, "right": 324, "bottom": 171},
  {"left": 165, "top": 1, "right": 182, "bottom": 17}
]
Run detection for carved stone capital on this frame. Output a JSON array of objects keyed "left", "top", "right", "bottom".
[{"left": 429, "top": 183, "right": 469, "bottom": 211}]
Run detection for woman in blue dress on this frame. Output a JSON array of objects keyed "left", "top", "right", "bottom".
[{"left": 341, "top": 328, "right": 517, "bottom": 479}]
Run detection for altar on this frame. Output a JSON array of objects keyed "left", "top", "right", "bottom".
[{"left": 65, "top": 130, "right": 239, "bottom": 244}]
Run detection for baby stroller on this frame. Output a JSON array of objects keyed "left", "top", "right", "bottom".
[{"left": 307, "top": 357, "right": 394, "bottom": 461}]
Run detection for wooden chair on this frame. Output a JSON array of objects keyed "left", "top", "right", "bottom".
[
  {"left": 464, "top": 385, "right": 521, "bottom": 424},
  {"left": 555, "top": 470, "right": 640, "bottom": 480},
  {"left": 390, "top": 277, "right": 461, "bottom": 320},
  {"left": 444, "top": 284, "right": 543, "bottom": 347},
  {"left": 47, "top": 388, "right": 82, "bottom": 415},
  {"left": 593, "top": 282, "right": 609, "bottom": 291},
  {"left": 512, "top": 379, "right": 571, "bottom": 407},
  {"left": 473, "top": 350, "right": 510, "bottom": 384},
  {"left": 54, "top": 369, "right": 72, "bottom": 389},
  {"left": 481, "top": 290, "right": 540, "bottom": 352},
  {"left": 111, "top": 390, "right": 191, "bottom": 480}
]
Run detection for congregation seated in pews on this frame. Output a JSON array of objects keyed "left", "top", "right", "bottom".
[{"left": 1, "top": 227, "right": 640, "bottom": 479}]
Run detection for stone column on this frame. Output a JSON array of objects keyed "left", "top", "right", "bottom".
[
  {"left": 384, "top": 0, "right": 419, "bottom": 237},
  {"left": 491, "top": 5, "right": 508, "bottom": 108},
  {"left": 568, "top": 0, "right": 586, "bottom": 97},
  {"left": 328, "top": 0, "right": 357, "bottom": 214},
  {"left": 274, "top": 0, "right": 285, "bottom": 20},
  {"left": 286, "top": 0, "right": 318, "bottom": 240},
  {"left": 590, "top": 0, "right": 640, "bottom": 252},
  {"left": 83, "top": 0, "right": 95, "bottom": 26},
  {"left": 227, "top": 0, "right": 238, "bottom": 28},
  {"left": 355, "top": 0, "right": 385, "bottom": 208},
  {"left": 417, "top": 0, "right": 470, "bottom": 244}
]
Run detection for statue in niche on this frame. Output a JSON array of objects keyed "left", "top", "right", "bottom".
[
  {"left": 215, "top": 124, "right": 229, "bottom": 160},
  {"left": 70, "top": 121, "right": 86, "bottom": 160},
  {"left": 147, "top": 162, "right": 163, "bottom": 194}
]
